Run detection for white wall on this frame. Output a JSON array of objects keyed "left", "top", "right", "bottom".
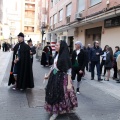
[{"left": 101, "top": 27, "right": 120, "bottom": 52}]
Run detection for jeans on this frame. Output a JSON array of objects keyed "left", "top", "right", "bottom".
[{"left": 91, "top": 61, "right": 101, "bottom": 80}]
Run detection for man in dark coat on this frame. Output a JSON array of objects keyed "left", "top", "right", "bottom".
[
  {"left": 41, "top": 42, "right": 53, "bottom": 67},
  {"left": 71, "top": 41, "right": 86, "bottom": 94},
  {"left": 8, "top": 32, "right": 34, "bottom": 90},
  {"left": 90, "top": 41, "right": 103, "bottom": 81},
  {"left": 27, "top": 38, "right": 36, "bottom": 65}
]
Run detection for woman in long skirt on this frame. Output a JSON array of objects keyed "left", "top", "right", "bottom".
[{"left": 44, "top": 40, "right": 78, "bottom": 120}]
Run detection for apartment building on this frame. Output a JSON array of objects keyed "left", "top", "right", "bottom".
[
  {"left": 39, "top": 0, "right": 49, "bottom": 46},
  {"left": 48, "top": 0, "right": 120, "bottom": 53},
  {"left": 22, "top": 0, "right": 40, "bottom": 44}
]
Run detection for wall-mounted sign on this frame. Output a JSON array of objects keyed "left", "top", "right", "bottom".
[{"left": 104, "top": 16, "right": 120, "bottom": 28}]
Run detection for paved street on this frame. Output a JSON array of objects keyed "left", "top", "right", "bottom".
[{"left": 0, "top": 51, "right": 120, "bottom": 120}]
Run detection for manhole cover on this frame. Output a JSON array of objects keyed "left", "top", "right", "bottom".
[{"left": 26, "top": 89, "right": 45, "bottom": 108}]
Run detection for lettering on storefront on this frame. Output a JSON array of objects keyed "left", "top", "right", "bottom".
[{"left": 104, "top": 16, "right": 120, "bottom": 28}]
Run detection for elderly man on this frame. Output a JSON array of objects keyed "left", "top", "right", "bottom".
[{"left": 71, "top": 41, "right": 86, "bottom": 94}]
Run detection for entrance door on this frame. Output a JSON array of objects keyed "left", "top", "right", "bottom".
[{"left": 85, "top": 27, "right": 102, "bottom": 47}]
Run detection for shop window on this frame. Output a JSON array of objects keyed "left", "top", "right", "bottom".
[{"left": 90, "top": 0, "right": 102, "bottom": 6}]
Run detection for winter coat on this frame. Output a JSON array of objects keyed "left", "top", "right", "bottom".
[{"left": 105, "top": 52, "right": 113, "bottom": 68}]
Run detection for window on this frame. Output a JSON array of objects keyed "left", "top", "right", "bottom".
[
  {"left": 50, "top": 17, "right": 53, "bottom": 26},
  {"left": 53, "top": 14, "right": 57, "bottom": 24},
  {"left": 66, "top": 3, "right": 72, "bottom": 17},
  {"left": 78, "top": 0, "right": 85, "bottom": 12},
  {"left": 90, "top": 0, "right": 102, "bottom": 6},
  {"left": 59, "top": 9, "right": 63, "bottom": 21}
]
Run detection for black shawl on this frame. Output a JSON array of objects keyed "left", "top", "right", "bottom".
[{"left": 57, "top": 40, "right": 71, "bottom": 73}]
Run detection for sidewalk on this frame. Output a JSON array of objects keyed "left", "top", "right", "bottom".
[{"left": 0, "top": 51, "right": 12, "bottom": 85}]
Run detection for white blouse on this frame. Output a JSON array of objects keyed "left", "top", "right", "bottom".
[{"left": 51, "top": 54, "right": 71, "bottom": 75}]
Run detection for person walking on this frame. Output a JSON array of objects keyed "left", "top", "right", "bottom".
[
  {"left": 41, "top": 42, "right": 53, "bottom": 67},
  {"left": 27, "top": 38, "right": 36, "bottom": 65},
  {"left": 8, "top": 32, "right": 34, "bottom": 90},
  {"left": 86, "top": 44, "right": 92, "bottom": 72},
  {"left": 71, "top": 41, "right": 86, "bottom": 94},
  {"left": 90, "top": 41, "right": 103, "bottom": 81},
  {"left": 100, "top": 45, "right": 109, "bottom": 76},
  {"left": 113, "top": 46, "right": 120, "bottom": 80},
  {"left": 36, "top": 43, "right": 42, "bottom": 61},
  {"left": 116, "top": 54, "right": 120, "bottom": 83},
  {"left": 104, "top": 47, "right": 113, "bottom": 81},
  {"left": 44, "top": 40, "right": 78, "bottom": 120}
]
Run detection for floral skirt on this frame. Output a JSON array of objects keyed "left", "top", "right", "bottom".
[{"left": 44, "top": 71, "right": 78, "bottom": 114}]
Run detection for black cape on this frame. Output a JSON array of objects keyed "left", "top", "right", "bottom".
[
  {"left": 8, "top": 42, "right": 34, "bottom": 89},
  {"left": 41, "top": 46, "right": 53, "bottom": 66}
]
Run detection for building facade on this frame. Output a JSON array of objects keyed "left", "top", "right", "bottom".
[
  {"left": 22, "top": 0, "right": 41, "bottom": 45},
  {"left": 38, "top": 0, "right": 49, "bottom": 46},
  {"left": 48, "top": 0, "right": 120, "bottom": 52}
]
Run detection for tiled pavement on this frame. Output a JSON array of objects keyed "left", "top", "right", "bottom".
[{"left": 0, "top": 51, "right": 120, "bottom": 120}]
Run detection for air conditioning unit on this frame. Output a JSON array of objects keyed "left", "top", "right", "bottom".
[{"left": 75, "top": 13, "right": 82, "bottom": 20}]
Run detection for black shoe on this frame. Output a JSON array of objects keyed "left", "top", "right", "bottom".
[
  {"left": 116, "top": 81, "right": 120, "bottom": 83},
  {"left": 76, "top": 88, "right": 80, "bottom": 94},
  {"left": 91, "top": 78, "right": 94, "bottom": 80},
  {"left": 104, "top": 79, "right": 109, "bottom": 81},
  {"left": 98, "top": 79, "right": 103, "bottom": 81}
]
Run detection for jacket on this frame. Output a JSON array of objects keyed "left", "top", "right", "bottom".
[
  {"left": 90, "top": 46, "right": 103, "bottom": 62},
  {"left": 105, "top": 52, "right": 113, "bottom": 68},
  {"left": 71, "top": 49, "right": 86, "bottom": 71}
]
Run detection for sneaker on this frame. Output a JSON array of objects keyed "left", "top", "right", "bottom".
[
  {"left": 76, "top": 88, "right": 80, "bottom": 94},
  {"left": 91, "top": 78, "right": 94, "bottom": 80},
  {"left": 50, "top": 114, "right": 58, "bottom": 120}
]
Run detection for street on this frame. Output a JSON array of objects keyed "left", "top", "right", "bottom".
[{"left": 0, "top": 51, "right": 120, "bottom": 120}]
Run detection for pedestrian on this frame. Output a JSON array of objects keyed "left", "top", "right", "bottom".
[
  {"left": 100, "top": 45, "right": 109, "bottom": 76},
  {"left": 8, "top": 32, "right": 34, "bottom": 90},
  {"left": 104, "top": 47, "right": 113, "bottom": 81},
  {"left": 90, "top": 41, "right": 103, "bottom": 81},
  {"left": 27, "top": 38, "right": 36, "bottom": 65},
  {"left": 71, "top": 41, "right": 86, "bottom": 94},
  {"left": 113, "top": 46, "right": 120, "bottom": 80},
  {"left": 44, "top": 40, "right": 78, "bottom": 120},
  {"left": 86, "top": 44, "right": 92, "bottom": 72},
  {"left": 116, "top": 54, "right": 120, "bottom": 83},
  {"left": 36, "top": 43, "right": 42, "bottom": 61},
  {"left": 41, "top": 42, "right": 53, "bottom": 67}
]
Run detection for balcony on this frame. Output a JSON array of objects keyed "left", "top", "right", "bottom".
[
  {"left": 25, "top": 0, "right": 35, "bottom": 4},
  {"left": 24, "top": 26, "right": 34, "bottom": 32},
  {"left": 25, "top": 11, "right": 35, "bottom": 18},
  {"left": 25, "top": 4, "right": 35, "bottom": 11}
]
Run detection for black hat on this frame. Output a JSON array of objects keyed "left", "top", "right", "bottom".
[
  {"left": 27, "top": 38, "right": 32, "bottom": 43},
  {"left": 18, "top": 32, "right": 24, "bottom": 37},
  {"left": 47, "top": 42, "right": 50, "bottom": 44}
]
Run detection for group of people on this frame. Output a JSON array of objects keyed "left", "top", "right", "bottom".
[
  {"left": 2, "top": 42, "right": 11, "bottom": 52},
  {"left": 8, "top": 32, "right": 120, "bottom": 120},
  {"left": 84, "top": 42, "right": 120, "bottom": 83}
]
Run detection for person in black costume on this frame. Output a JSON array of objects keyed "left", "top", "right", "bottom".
[
  {"left": 27, "top": 38, "right": 36, "bottom": 65},
  {"left": 41, "top": 42, "right": 53, "bottom": 66},
  {"left": 8, "top": 32, "right": 34, "bottom": 90},
  {"left": 44, "top": 40, "right": 78, "bottom": 120},
  {"left": 71, "top": 41, "right": 86, "bottom": 94}
]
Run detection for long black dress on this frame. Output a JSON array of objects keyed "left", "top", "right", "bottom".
[
  {"left": 41, "top": 46, "right": 53, "bottom": 66},
  {"left": 8, "top": 42, "right": 34, "bottom": 89}
]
